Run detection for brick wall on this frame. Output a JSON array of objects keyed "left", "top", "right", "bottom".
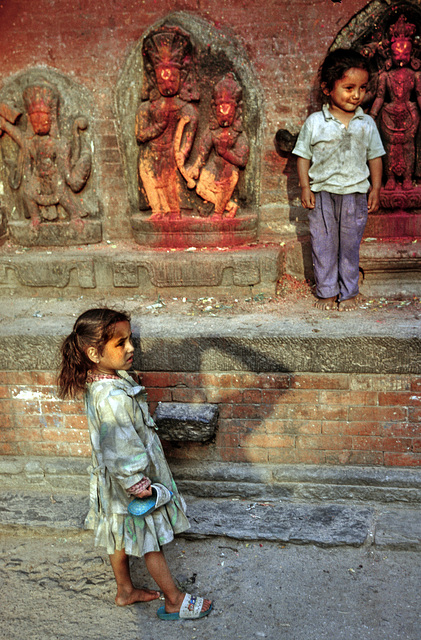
[{"left": 1, "top": 370, "right": 419, "bottom": 467}]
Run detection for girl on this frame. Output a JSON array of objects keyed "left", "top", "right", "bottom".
[
  {"left": 58, "top": 308, "right": 212, "bottom": 620},
  {"left": 292, "top": 48, "right": 385, "bottom": 311}
]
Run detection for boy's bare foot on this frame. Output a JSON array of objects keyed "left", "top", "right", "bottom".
[
  {"left": 115, "top": 586, "right": 160, "bottom": 606},
  {"left": 314, "top": 296, "right": 337, "bottom": 310},
  {"left": 338, "top": 295, "right": 361, "bottom": 312}
]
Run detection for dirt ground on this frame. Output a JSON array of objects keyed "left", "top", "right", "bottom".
[{"left": 1, "top": 527, "right": 420, "bottom": 640}]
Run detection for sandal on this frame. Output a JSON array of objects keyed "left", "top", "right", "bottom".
[{"left": 157, "top": 593, "right": 213, "bottom": 620}]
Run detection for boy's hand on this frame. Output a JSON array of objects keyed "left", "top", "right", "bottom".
[
  {"left": 301, "top": 186, "right": 315, "bottom": 209},
  {"left": 367, "top": 188, "right": 380, "bottom": 213}
]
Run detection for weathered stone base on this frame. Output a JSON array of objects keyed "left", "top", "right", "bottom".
[
  {"left": 359, "top": 240, "right": 421, "bottom": 297},
  {"left": 8, "top": 219, "right": 102, "bottom": 247},
  {"left": 130, "top": 212, "right": 258, "bottom": 247},
  {"left": 0, "top": 244, "right": 281, "bottom": 296},
  {"left": 364, "top": 211, "right": 421, "bottom": 239}
]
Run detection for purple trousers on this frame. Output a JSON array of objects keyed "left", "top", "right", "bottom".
[{"left": 309, "top": 191, "right": 368, "bottom": 301}]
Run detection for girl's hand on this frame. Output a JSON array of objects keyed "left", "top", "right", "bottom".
[
  {"left": 136, "top": 485, "right": 153, "bottom": 499},
  {"left": 128, "top": 477, "right": 151, "bottom": 496},
  {"left": 301, "top": 186, "right": 315, "bottom": 209}
]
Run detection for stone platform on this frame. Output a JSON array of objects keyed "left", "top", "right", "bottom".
[{"left": 0, "top": 239, "right": 419, "bottom": 299}]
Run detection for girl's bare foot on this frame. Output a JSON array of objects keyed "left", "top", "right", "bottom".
[
  {"left": 314, "top": 296, "right": 337, "bottom": 310},
  {"left": 115, "top": 586, "right": 160, "bottom": 606},
  {"left": 163, "top": 591, "right": 212, "bottom": 615}
]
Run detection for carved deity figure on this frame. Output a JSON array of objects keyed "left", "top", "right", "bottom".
[
  {"left": 369, "top": 15, "right": 421, "bottom": 190},
  {"left": 135, "top": 26, "right": 198, "bottom": 219},
  {"left": 185, "top": 73, "right": 249, "bottom": 219},
  {"left": 0, "top": 83, "right": 92, "bottom": 225}
]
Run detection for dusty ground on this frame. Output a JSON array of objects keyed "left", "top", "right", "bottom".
[{"left": 1, "top": 527, "right": 420, "bottom": 640}]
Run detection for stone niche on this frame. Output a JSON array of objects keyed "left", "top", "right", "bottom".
[
  {"left": 0, "top": 68, "right": 100, "bottom": 247},
  {"left": 115, "top": 13, "right": 262, "bottom": 248},
  {"left": 332, "top": 0, "right": 421, "bottom": 240}
]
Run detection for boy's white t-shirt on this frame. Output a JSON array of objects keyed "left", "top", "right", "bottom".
[{"left": 292, "top": 104, "right": 385, "bottom": 194}]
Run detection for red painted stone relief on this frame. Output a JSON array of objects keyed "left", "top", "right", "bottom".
[
  {"left": 125, "top": 22, "right": 256, "bottom": 248},
  {"left": 367, "top": 15, "right": 421, "bottom": 197}
]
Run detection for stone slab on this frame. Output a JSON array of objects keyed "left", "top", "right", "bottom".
[
  {"left": 0, "top": 302, "right": 419, "bottom": 372},
  {"left": 374, "top": 508, "right": 421, "bottom": 549},
  {"left": 154, "top": 402, "right": 219, "bottom": 441}
]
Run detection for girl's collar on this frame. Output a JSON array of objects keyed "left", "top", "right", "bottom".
[{"left": 86, "top": 370, "right": 121, "bottom": 383}]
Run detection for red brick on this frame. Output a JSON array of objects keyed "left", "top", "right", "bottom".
[
  {"left": 231, "top": 404, "right": 264, "bottom": 420},
  {"left": 384, "top": 452, "right": 421, "bottom": 467},
  {"left": 265, "top": 419, "right": 321, "bottom": 435},
  {"left": 323, "top": 421, "right": 384, "bottom": 436},
  {"left": 294, "top": 450, "right": 326, "bottom": 464},
  {"left": 267, "top": 448, "right": 298, "bottom": 463},
  {"left": 296, "top": 435, "right": 352, "bottom": 450},
  {"left": 349, "top": 407, "right": 407, "bottom": 422},
  {"left": 262, "top": 389, "right": 318, "bottom": 404},
  {"left": 204, "top": 389, "right": 243, "bottom": 403},
  {"left": 413, "top": 439, "right": 421, "bottom": 452},
  {"left": 243, "top": 389, "right": 262, "bottom": 403},
  {"left": 171, "top": 388, "right": 207, "bottom": 403},
  {"left": 352, "top": 437, "right": 412, "bottom": 452},
  {"left": 411, "top": 377, "right": 421, "bottom": 392},
  {"left": 291, "top": 374, "right": 349, "bottom": 390},
  {"left": 241, "top": 433, "right": 295, "bottom": 449},
  {"left": 0, "top": 429, "right": 17, "bottom": 442},
  {"left": 0, "top": 385, "right": 10, "bottom": 399},
  {"left": 145, "top": 388, "right": 172, "bottom": 403},
  {"left": 319, "top": 390, "right": 378, "bottom": 405},
  {"left": 64, "top": 416, "right": 88, "bottom": 430},
  {"left": 408, "top": 407, "right": 421, "bottom": 422},
  {"left": 378, "top": 392, "right": 421, "bottom": 406},
  {"left": 345, "top": 451, "right": 384, "bottom": 465}
]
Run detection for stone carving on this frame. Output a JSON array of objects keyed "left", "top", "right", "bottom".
[
  {"left": 0, "top": 73, "right": 101, "bottom": 246},
  {"left": 185, "top": 73, "right": 249, "bottom": 219},
  {"left": 116, "top": 16, "right": 260, "bottom": 247},
  {"left": 0, "top": 82, "right": 92, "bottom": 224},
  {"left": 368, "top": 15, "right": 421, "bottom": 192},
  {"left": 135, "top": 25, "right": 199, "bottom": 220}
]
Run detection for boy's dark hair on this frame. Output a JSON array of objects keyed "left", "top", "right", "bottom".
[
  {"left": 57, "top": 308, "right": 131, "bottom": 399},
  {"left": 320, "top": 48, "right": 370, "bottom": 93}
]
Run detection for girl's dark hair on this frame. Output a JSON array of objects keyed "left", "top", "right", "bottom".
[
  {"left": 320, "top": 48, "right": 370, "bottom": 94},
  {"left": 58, "top": 308, "right": 131, "bottom": 399}
]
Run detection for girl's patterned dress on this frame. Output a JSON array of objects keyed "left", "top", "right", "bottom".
[{"left": 84, "top": 370, "right": 190, "bottom": 556}]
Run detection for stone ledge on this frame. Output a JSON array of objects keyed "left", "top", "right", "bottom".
[
  {"left": 0, "top": 310, "right": 419, "bottom": 372},
  {"left": 1, "top": 457, "right": 420, "bottom": 504},
  {"left": 1, "top": 489, "right": 420, "bottom": 550}
]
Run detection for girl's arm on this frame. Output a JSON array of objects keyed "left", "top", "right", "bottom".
[
  {"left": 97, "top": 391, "right": 151, "bottom": 490},
  {"left": 367, "top": 156, "right": 383, "bottom": 213},
  {"left": 296, "top": 157, "right": 315, "bottom": 209}
]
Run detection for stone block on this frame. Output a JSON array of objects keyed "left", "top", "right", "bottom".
[{"left": 154, "top": 402, "right": 218, "bottom": 441}]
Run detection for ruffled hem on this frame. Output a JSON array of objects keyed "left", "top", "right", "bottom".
[{"left": 86, "top": 501, "right": 190, "bottom": 557}]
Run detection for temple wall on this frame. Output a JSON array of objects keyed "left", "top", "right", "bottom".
[
  {"left": 0, "top": 0, "right": 372, "bottom": 249},
  {"left": 0, "top": 0, "right": 420, "bottom": 476}
]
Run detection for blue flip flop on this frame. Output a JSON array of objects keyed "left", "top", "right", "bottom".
[
  {"left": 157, "top": 593, "right": 213, "bottom": 620},
  {"left": 128, "top": 484, "right": 173, "bottom": 517}
]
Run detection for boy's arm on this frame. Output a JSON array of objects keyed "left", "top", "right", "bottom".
[
  {"left": 296, "top": 157, "right": 315, "bottom": 209},
  {"left": 367, "top": 156, "right": 383, "bottom": 213}
]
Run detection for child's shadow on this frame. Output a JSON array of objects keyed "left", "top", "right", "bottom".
[{"left": 274, "top": 86, "right": 321, "bottom": 286}]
